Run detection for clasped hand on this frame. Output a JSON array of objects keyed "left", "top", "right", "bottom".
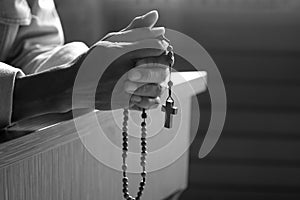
[{"left": 74, "top": 11, "right": 174, "bottom": 111}]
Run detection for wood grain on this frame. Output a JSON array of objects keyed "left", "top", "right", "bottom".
[
  {"left": 0, "top": 72, "right": 206, "bottom": 200},
  {"left": 0, "top": 138, "right": 189, "bottom": 200}
]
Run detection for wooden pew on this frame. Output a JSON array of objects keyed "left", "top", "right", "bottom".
[{"left": 0, "top": 71, "right": 206, "bottom": 200}]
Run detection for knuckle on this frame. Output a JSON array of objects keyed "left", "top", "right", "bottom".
[
  {"left": 143, "top": 70, "right": 152, "bottom": 81},
  {"left": 152, "top": 39, "right": 164, "bottom": 50},
  {"left": 124, "top": 81, "right": 131, "bottom": 93},
  {"left": 145, "top": 84, "right": 161, "bottom": 97},
  {"left": 151, "top": 104, "right": 159, "bottom": 109},
  {"left": 157, "top": 40, "right": 165, "bottom": 50},
  {"left": 156, "top": 68, "right": 167, "bottom": 83},
  {"left": 137, "top": 83, "right": 147, "bottom": 94},
  {"left": 134, "top": 16, "right": 142, "bottom": 21},
  {"left": 156, "top": 84, "right": 163, "bottom": 95},
  {"left": 124, "top": 81, "right": 136, "bottom": 93}
]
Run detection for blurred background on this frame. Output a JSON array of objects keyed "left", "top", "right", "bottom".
[{"left": 54, "top": 0, "right": 300, "bottom": 199}]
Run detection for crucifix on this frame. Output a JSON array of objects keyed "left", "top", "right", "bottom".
[
  {"left": 161, "top": 59, "right": 178, "bottom": 129},
  {"left": 162, "top": 97, "right": 178, "bottom": 128}
]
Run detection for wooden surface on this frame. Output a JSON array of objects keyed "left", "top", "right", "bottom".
[{"left": 0, "top": 72, "right": 206, "bottom": 200}]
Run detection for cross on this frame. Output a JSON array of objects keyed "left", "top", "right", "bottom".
[{"left": 161, "top": 99, "right": 178, "bottom": 128}]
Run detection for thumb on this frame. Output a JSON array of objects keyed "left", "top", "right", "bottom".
[{"left": 122, "top": 10, "right": 159, "bottom": 31}]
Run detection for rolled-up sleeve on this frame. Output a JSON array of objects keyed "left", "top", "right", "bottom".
[
  {"left": 0, "top": 0, "right": 88, "bottom": 128},
  {"left": 5, "top": 0, "right": 88, "bottom": 74},
  {"left": 0, "top": 62, "right": 24, "bottom": 128}
]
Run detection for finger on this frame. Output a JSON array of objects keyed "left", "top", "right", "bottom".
[
  {"left": 122, "top": 10, "right": 159, "bottom": 31},
  {"left": 129, "top": 105, "right": 143, "bottom": 111},
  {"left": 130, "top": 94, "right": 142, "bottom": 103},
  {"left": 128, "top": 39, "right": 169, "bottom": 59},
  {"left": 125, "top": 81, "right": 164, "bottom": 97},
  {"left": 108, "top": 27, "right": 165, "bottom": 43},
  {"left": 131, "top": 97, "right": 161, "bottom": 110},
  {"left": 127, "top": 66, "right": 169, "bottom": 83},
  {"left": 130, "top": 103, "right": 160, "bottom": 111},
  {"left": 136, "top": 54, "right": 174, "bottom": 68},
  {"left": 128, "top": 55, "right": 172, "bottom": 83}
]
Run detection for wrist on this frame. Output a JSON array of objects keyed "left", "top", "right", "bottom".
[{"left": 12, "top": 65, "right": 77, "bottom": 122}]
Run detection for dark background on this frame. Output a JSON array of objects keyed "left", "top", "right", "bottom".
[{"left": 55, "top": 0, "right": 300, "bottom": 199}]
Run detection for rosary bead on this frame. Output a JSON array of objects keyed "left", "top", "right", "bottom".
[
  {"left": 140, "top": 181, "right": 145, "bottom": 187},
  {"left": 122, "top": 164, "right": 127, "bottom": 171},
  {"left": 167, "top": 50, "right": 174, "bottom": 58},
  {"left": 141, "top": 138, "right": 146, "bottom": 142},
  {"left": 141, "top": 151, "right": 147, "bottom": 156},
  {"left": 122, "top": 188, "right": 128, "bottom": 193},
  {"left": 141, "top": 122, "right": 146, "bottom": 127},
  {"left": 123, "top": 121, "right": 128, "bottom": 127},
  {"left": 123, "top": 193, "right": 129, "bottom": 199},
  {"left": 122, "top": 127, "right": 128, "bottom": 132},
  {"left": 140, "top": 160, "right": 146, "bottom": 167},
  {"left": 123, "top": 177, "right": 128, "bottom": 183},
  {"left": 136, "top": 195, "right": 141, "bottom": 200},
  {"left": 123, "top": 147, "right": 128, "bottom": 151},
  {"left": 141, "top": 141, "right": 147, "bottom": 146},
  {"left": 141, "top": 146, "right": 146, "bottom": 152},
  {"left": 137, "top": 191, "right": 142, "bottom": 197},
  {"left": 141, "top": 127, "right": 146, "bottom": 132},
  {"left": 141, "top": 132, "right": 146, "bottom": 138},
  {"left": 122, "top": 152, "right": 127, "bottom": 159},
  {"left": 141, "top": 171, "right": 146, "bottom": 178},
  {"left": 137, "top": 192, "right": 142, "bottom": 198},
  {"left": 123, "top": 109, "right": 129, "bottom": 115},
  {"left": 141, "top": 112, "right": 147, "bottom": 118},
  {"left": 139, "top": 186, "right": 144, "bottom": 191},
  {"left": 140, "top": 156, "right": 146, "bottom": 162},
  {"left": 123, "top": 115, "right": 129, "bottom": 121},
  {"left": 123, "top": 137, "right": 128, "bottom": 142},
  {"left": 123, "top": 142, "right": 128, "bottom": 148},
  {"left": 141, "top": 150, "right": 147, "bottom": 154},
  {"left": 122, "top": 132, "right": 128, "bottom": 137},
  {"left": 168, "top": 81, "right": 173, "bottom": 88}
]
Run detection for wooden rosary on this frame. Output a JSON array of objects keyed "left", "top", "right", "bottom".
[{"left": 121, "top": 51, "right": 177, "bottom": 200}]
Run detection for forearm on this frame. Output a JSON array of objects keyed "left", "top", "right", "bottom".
[{"left": 12, "top": 65, "right": 75, "bottom": 122}]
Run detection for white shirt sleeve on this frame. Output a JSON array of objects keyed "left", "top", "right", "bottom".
[
  {"left": 0, "top": 62, "right": 24, "bottom": 128},
  {"left": 0, "top": 0, "right": 88, "bottom": 128}
]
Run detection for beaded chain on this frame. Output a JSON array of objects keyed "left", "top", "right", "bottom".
[
  {"left": 122, "top": 108, "right": 147, "bottom": 200},
  {"left": 121, "top": 47, "right": 174, "bottom": 199}
]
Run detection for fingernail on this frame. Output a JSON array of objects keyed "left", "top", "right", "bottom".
[
  {"left": 129, "top": 71, "right": 142, "bottom": 81},
  {"left": 126, "top": 82, "right": 137, "bottom": 93},
  {"left": 132, "top": 96, "right": 142, "bottom": 102},
  {"left": 161, "top": 40, "right": 169, "bottom": 50}
]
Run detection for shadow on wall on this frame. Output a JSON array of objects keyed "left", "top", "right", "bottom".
[{"left": 55, "top": 0, "right": 300, "bottom": 52}]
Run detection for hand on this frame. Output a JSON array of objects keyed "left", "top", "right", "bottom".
[
  {"left": 101, "top": 10, "right": 162, "bottom": 42},
  {"left": 12, "top": 11, "right": 173, "bottom": 123},
  {"left": 97, "top": 10, "right": 174, "bottom": 110},
  {"left": 71, "top": 38, "right": 172, "bottom": 111}
]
